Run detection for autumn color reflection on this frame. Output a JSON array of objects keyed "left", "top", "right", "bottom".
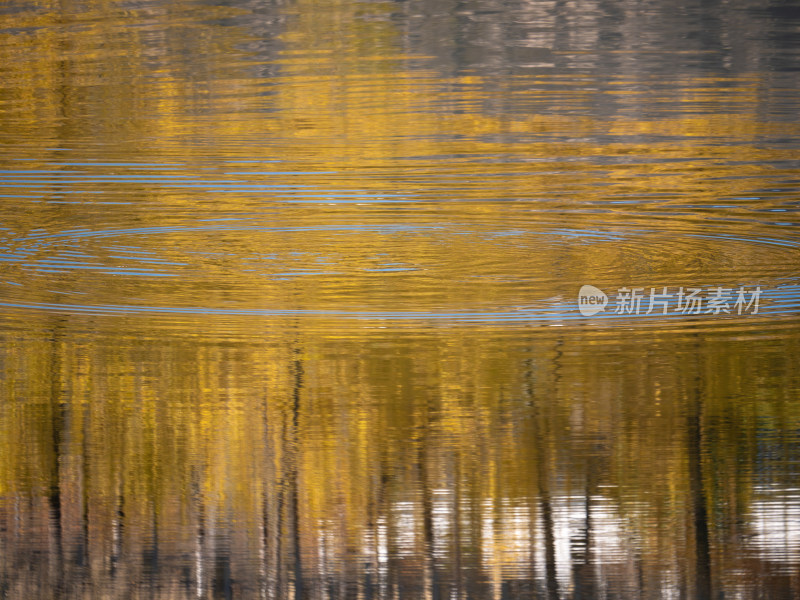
[{"left": 0, "top": 0, "right": 799, "bottom": 598}]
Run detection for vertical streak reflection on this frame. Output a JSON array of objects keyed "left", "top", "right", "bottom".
[{"left": 688, "top": 387, "right": 712, "bottom": 600}]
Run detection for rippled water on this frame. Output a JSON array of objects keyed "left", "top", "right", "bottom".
[{"left": 1, "top": 0, "right": 799, "bottom": 598}]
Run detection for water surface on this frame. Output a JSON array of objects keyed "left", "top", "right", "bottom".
[{"left": 1, "top": 0, "right": 799, "bottom": 598}]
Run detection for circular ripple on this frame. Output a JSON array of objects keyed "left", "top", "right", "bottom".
[{"left": 0, "top": 218, "right": 798, "bottom": 323}]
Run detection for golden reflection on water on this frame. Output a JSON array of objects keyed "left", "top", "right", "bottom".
[
  {"left": 1, "top": 320, "right": 799, "bottom": 598},
  {"left": 1, "top": 0, "right": 800, "bottom": 598}
]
